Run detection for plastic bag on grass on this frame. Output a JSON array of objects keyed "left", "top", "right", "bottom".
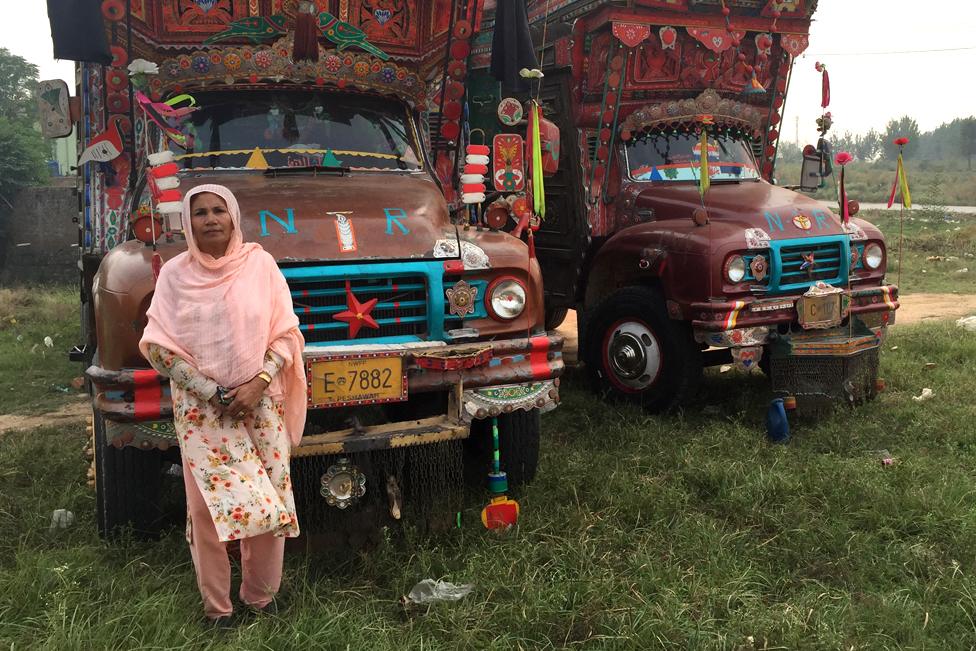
[{"left": 403, "top": 579, "right": 474, "bottom": 605}]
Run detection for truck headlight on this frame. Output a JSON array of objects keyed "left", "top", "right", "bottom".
[
  {"left": 864, "top": 243, "right": 884, "bottom": 269},
  {"left": 725, "top": 255, "right": 747, "bottom": 283},
  {"left": 486, "top": 277, "right": 526, "bottom": 320}
]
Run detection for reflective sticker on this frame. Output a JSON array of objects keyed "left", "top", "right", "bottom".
[{"left": 329, "top": 211, "right": 357, "bottom": 253}]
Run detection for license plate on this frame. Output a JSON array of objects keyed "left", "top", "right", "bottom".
[
  {"left": 797, "top": 293, "right": 842, "bottom": 329},
  {"left": 309, "top": 355, "right": 406, "bottom": 407}
]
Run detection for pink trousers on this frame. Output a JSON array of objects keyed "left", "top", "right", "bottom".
[{"left": 183, "top": 468, "right": 285, "bottom": 619}]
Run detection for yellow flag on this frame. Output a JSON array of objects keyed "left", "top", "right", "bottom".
[{"left": 898, "top": 154, "right": 912, "bottom": 209}]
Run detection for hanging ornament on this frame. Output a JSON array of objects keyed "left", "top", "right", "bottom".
[
  {"left": 887, "top": 138, "right": 912, "bottom": 209},
  {"left": 497, "top": 97, "right": 523, "bottom": 126},
  {"left": 835, "top": 151, "right": 853, "bottom": 224},
  {"left": 659, "top": 26, "right": 677, "bottom": 50},
  {"left": 815, "top": 61, "right": 830, "bottom": 108},
  {"left": 293, "top": 1, "right": 320, "bottom": 63},
  {"left": 78, "top": 120, "right": 124, "bottom": 166},
  {"left": 492, "top": 134, "right": 525, "bottom": 192}
]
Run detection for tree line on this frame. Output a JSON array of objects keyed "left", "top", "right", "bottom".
[
  {"left": 779, "top": 115, "right": 976, "bottom": 169},
  {"left": 0, "top": 48, "right": 49, "bottom": 204}
]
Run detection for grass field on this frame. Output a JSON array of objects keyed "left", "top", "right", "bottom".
[
  {"left": 859, "top": 209, "right": 976, "bottom": 295},
  {"left": 3, "top": 289, "right": 976, "bottom": 648},
  {"left": 0, "top": 286, "right": 84, "bottom": 416}
]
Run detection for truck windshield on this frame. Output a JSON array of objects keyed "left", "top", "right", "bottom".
[
  {"left": 626, "top": 131, "right": 760, "bottom": 182},
  {"left": 171, "top": 90, "right": 422, "bottom": 171}
]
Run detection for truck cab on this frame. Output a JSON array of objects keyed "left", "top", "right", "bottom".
[
  {"left": 469, "top": 0, "right": 897, "bottom": 411},
  {"left": 56, "top": 2, "right": 563, "bottom": 538}
]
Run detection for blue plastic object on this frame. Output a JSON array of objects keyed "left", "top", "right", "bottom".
[{"left": 765, "top": 398, "right": 790, "bottom": 443}]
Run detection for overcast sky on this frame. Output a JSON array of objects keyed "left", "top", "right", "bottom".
[{"left": 2, "top": 1, "right": 973, "bottom": 147}]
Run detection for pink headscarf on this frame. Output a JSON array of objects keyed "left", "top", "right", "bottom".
[{"left": 140, "top": 184, "right": 307, "bottom": 445}]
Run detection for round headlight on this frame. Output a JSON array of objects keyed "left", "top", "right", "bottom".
[
  {"left": 725, "top": 255, "right": 747, "bottom": 283},
  {"left": 864, "top": 243, "right": 884, "bottom": 269},
  {"left": 487, "top": 278, "right": 526, "bottom": 320}
]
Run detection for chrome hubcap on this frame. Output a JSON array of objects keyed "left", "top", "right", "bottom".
[{"left": 606, "top": 322, "right": 661, "bottom": 390}]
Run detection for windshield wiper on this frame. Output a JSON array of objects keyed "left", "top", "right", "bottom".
[{"left": 264, "top": 164, "right": 350, "bottom": 177}]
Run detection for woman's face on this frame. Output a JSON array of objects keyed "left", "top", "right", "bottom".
[{"left": 189, "top": 192, "right": 233, "bottom": 258}]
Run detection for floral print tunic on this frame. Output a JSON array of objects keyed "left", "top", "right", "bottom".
[{"left": 146, "top": 344, "right": 299, "bottom": 542}]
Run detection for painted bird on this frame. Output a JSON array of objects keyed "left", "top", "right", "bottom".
[
  {"left": 317, "top": 11, "right": 390, "bottom": 60},
  {"left": 203, "top": 15, "right": 287, "bottom": 45}
]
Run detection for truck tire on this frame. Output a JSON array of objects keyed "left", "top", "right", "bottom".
[
  {"left": 545, "top": 307, "right": 569, "bottom": 331},
  {"left": 465, "top": 409, "right": 541, "bottom": 489},
  {"left": 94, "top": 410, "right": 167, "bottom": 540},
  {"left": 584, "top": 286, "right": 702, "bottom": 412}
]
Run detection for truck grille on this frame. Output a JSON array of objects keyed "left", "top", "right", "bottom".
[
  {"left": 289, "top": 275, "right": 428, "bottom": 345},
  {"left": 778, "top": 241, "right": 844, "bottom": 288}
]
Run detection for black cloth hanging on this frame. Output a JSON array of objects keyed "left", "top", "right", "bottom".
[
  {"left": 47, "top": 0, "right": 112, "bottom": 65},
  {"left": 490, "top": 0, "right": 539, "bottom": 92}
]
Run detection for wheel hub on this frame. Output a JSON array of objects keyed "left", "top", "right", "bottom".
[
  {"left": 610, "top": 332, "right": 647, "bottom": 380},
  {"left": 605, "top": 321, "right": 662, "bottom": 391}
]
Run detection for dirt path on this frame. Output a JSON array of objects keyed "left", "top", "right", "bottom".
[
  {"left": 0, "top": 397, "right": 89, "bottom": 435},
  {"left": 555, "top": 292, "right": 976, "bottom": 365}
]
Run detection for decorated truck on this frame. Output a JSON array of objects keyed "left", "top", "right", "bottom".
[
  {"left": 465, "top": 0, "right": 898, "bottom": 412},
  {"left": 44, "top": 0, "right": 563, "bottom": 539}
]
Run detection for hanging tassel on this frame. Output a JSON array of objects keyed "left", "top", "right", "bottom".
[
  {"left": 293, "top": 1, "right": 319, "bottom": 63},
  {"left": 529, "top": 101, "right": 545, "bottom": 219},
  {"left": 527, "top": 228, "right": 536, "bottom": 259},
  {"left": 151, "top": 251, "right": 163, "bottom": 280},
  {"left": 887, "top": 138, "right": 912, "bottom": 209},
  {"left": 698, "top": 127, "right": 711, "bottom": 197},
  {"left": 815, "top": 62, "right": 830, "bottom": 108},
  {"left": 742, "top": 72, "right": 766, "bottom": 95},
  {"left": 834, "top": 151, "right": 853, "bottom": 224}
]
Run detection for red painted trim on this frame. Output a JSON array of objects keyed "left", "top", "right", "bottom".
[
  {"left": 529, "top": 335, "right": 551, "bottom": 380},
  {"left": 133, "top": 369, "right": 162, "bottom": 420}
]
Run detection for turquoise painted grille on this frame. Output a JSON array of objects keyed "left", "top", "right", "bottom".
[
  {"left": 741, "top": 236, "right": 851, "bottom": 295},
  {"left": 281, "top": 262, "right": 448, "bottom": 346}
]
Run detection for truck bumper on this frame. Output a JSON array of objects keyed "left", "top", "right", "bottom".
[
  {"left": 690, "top": 284, "right": 898, "bottom": 334},
  {"left": 87, "top": 333, "right": 564, "bottom": 452}
]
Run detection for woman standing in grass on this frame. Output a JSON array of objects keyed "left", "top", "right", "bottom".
[{"left": 139, "top": 184, "right": 306, "bottom": 627}]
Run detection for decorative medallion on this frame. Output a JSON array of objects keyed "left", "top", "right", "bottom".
[
  {"left": 750, "top": 254, "right": 768, "bottom": 282},
  {"left": 731, "top": 346, "right": 763, "bottom": 372},
  {"left": 744, "top": 228, "right": 772, "bottom": 249},
  {"left": 320, "top": 458, "right": 366, "bottom": 509},
  {"left": 780, "top": 33, "right": 810, "bottom": 57},
  {"left": 333, "top": 281, "right": 380, "bottom": 338},
  {"left": 497, "top": 97, "right": 523, "bottom": 126},
  {"left": 492, "top": 134, "right": 525, "bottom": 192},
  {"left": 36, "top": 79, "right": 71, "bottom": 139},
  {"left": 800, "top": 252, "right": 817, "bottom": 276},
  {"left": 851, "top": 246, "right": 861, "bottom": 269},
  {"left": 659, "top": 26, "right": 677, "bottom": 50},
  {"left": 686, "top": 27, "right": 746, "bottom": 54},
  {"left": 612, "top": 22, "right": 651, "bottom": 48},
  {"left": 330, "top": 212, "right": 357, "bottom": 253},
  {"left": 446, "top": 280, "right": 478, "bottom": 318},
  {"left": 792, "top": 213, "right": 812, "bottom": 230}
]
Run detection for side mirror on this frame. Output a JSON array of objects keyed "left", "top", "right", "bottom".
[
  {"left": 798, "top": 140, "right": 832, "bottom": 191},
  {"left": 36, "top": 79, "right": 73, "bottom": 139}
]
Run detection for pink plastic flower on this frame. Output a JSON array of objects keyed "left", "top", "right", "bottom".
[
  {"left": 894, "top": 137, "right": 910, "bottom": 146},
  {"left": 834, "top": 151, "right": 853, "bottom": 165}
]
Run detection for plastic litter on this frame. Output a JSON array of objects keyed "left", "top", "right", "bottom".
[
  {"left": 874, "top": 449, "right": 895, "bottom": 467},
  {"left": 956, "top": 316, "right": 976, "bottom": 332},
  {"left": 912, "top": 388, "right": 934, "bottom": 402},
  {"left": 953, "top": 268, "right": 969, "bottom": 275},
  {"left": 44, "top": 336, "right": 54, "bottom": 348},
  {"left": 403, "top": 579, "right": 474, "bottom": 605},
  {"left": 49, "top": 509, "right": 75, "bottom": 530},
  {"left": 50, "top": 384, "right": 71, "bottom": 393}
]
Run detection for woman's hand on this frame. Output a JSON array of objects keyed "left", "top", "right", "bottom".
[{"left": 224, "top": 375, "right": 270, "bottom": 420}]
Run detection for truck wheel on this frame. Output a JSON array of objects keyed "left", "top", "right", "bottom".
[
  {"left": 584, "top": 287, "right": 702, "bottom": 412},
  {"left": 465, "top": 409, "right": 541, "bottom": 489},
  {"left": 545, "top": 307, "right": 569, "bottom": 330},
  {"left": 94, "top": 410, "right": 166, "bottom": 539}
]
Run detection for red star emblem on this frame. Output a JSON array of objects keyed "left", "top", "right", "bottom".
[{"left": 333, "top": 281, "right": 380, "bottom": 338}]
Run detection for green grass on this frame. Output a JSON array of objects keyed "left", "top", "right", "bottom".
[
  {"left": 858, "top": 209, "right": 976, "bottom": 294},
  {"left": 0, "top": 286, "right": 84, "bottom": 415},
  {"left": 3, "top": 321, "right": 976, "bottom": 649}
]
